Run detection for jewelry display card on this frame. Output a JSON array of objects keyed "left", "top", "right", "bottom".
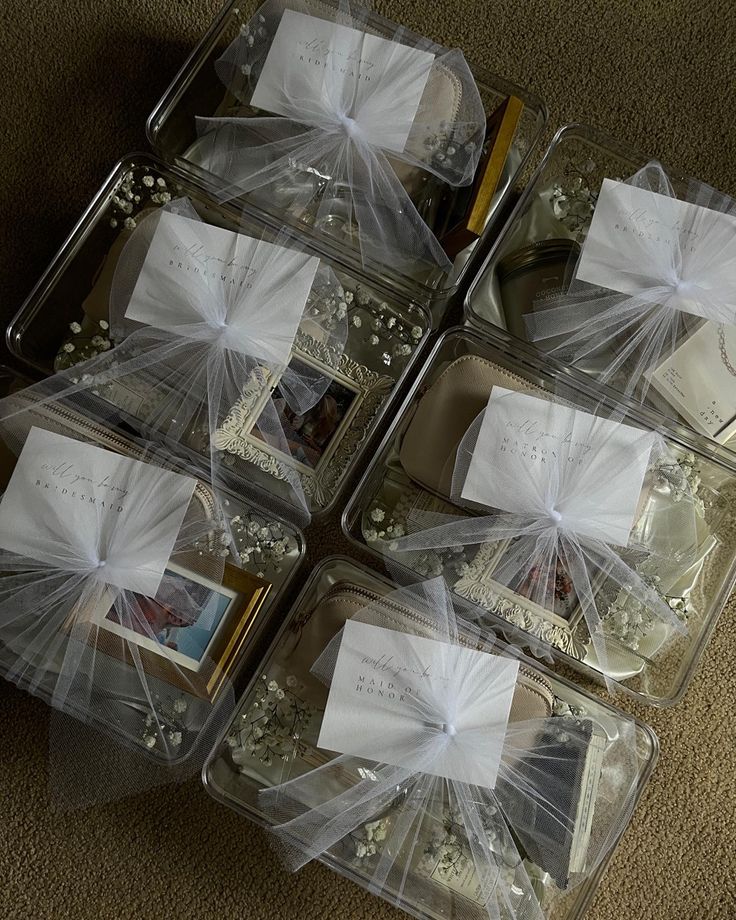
[
  {"left": 124, "top": 211, "right": 320, "bottom": 365},
  {"left": 0, "top": 427, "right": 196, "bottom": 596},
  {"left": 317, "top": 619, "right": 518, "bottom": 788},
  {"left": 461, "top": 387, "right": 653, "bottom": 546},
  {"left": 250, "top": 9, "right": 435, "bottom": 154},
  {"left": 648, "top": 321, "right": 736, "bottom": 442},
  {"left": 574, "top": 178, "right": 736, "bottom": 317}
]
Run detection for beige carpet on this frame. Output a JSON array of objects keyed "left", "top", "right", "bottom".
[{"left": 1, "top": 1, "right": 735, "bottom": 918}]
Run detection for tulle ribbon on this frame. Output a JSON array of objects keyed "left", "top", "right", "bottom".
[
  {"left": 0, "top": 423, "right": 234, "bottom": 785},
  {"left": 195, "top": 0, "right": 486, "bottom": 273},
  {"left": 1, "top": 197, "right": 348, "bottom": 525},
  {"left": 386, "top": 395, "right": 697, "bottom": 680},
  {"left": 526, "top": 160, "right": 736, "bottom": 405},
  {"left": 259, "top": 578, "right": 641, "bottom": 919}
]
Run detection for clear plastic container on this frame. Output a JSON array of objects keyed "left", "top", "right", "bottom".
[
  {"left": 0, "top": 391, "right": 305, "bottom": 766},
  {"left": 462, "top": 123, "right": 736, "bottom": 450},
  {"left": 5, "top": 153, "right": 432, "bottom": 521},
  {"left": 463, "top": 123, "right": 690, "bottom": 336},
  {"left": 146, "top": 0, "right": 548, "bottom": 325},
  {"left": 202, "top": 554, "right": 659, "bottom": 920},
  {"left": 342, "top": 326, "right": 736, "bottom": 706}
]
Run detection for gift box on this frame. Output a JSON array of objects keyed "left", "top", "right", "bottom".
[
  {"left": 464, "top": 123, "right": 736, "bottom": 452},
  {"left": 146, "top": 0, "right": 547, "bottom": 325},
  {"left": 6, "top": 154, "right": 431, "bottom": 521},
  {"left": 342, "top": 326, "right": 736, "bottom": 706},
  {"left": 203, "top": 555, "right": 658, "bottom": 920},
  {"left": 0, "top": 385, "right": 304, "bottom": 779}
]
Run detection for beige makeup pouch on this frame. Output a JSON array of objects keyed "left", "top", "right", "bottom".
[
  {"left": 280, "top": 580, "right": 555, "bottom": 721},
  {"left": 216, "top": 0, "right": 465, "bottom": 202},
  {"left": 399, "top": 355, "right": 544, "bottom": 497}
]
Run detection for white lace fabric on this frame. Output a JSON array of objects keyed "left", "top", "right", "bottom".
[
  {"left": 196, "top": 0, "right": 486, "bottom": 274},
  {"left": 259, "top": 578, "right": 642, "bottom": 919},
  {"left": 526, "top": 161, "right": 736, "bottom": 405}
]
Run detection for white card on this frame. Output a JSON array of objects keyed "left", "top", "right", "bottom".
[
  {"left": 318, "top": 619, "right": 518, "bottom": 788},
  {"left": 461, "top": 388, "right": 654, "bottom": 546},
  {"left": 0, "top": 428, "right": 196, "bottom": 597},
  {"left": 251, "top": 9, "right": 435, "bottom": 154},
  {"left": 648, "top": 321, "right": 736, "bottom": 442},
  {"left": 575, "top": 178, "right": 736, "bottom": 319},
  {"left": 124, "top": 212, "right": 320, "bottom": 366}
]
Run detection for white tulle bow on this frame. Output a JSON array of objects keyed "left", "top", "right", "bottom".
[
  {"left": 259, "top": 578, "right": 641, "bottom": 920},
  {"left": 526, "top": 160, "right": 736, "bottom": 404},
  {"left": 387, "top": 395, "right": 698, "bottom": 681},
  {"left": 0, "top": 426, "right": 230, "bottom": 766},
  {"left": 1, "top": 198, "right": 347, "bottom": 525},
  {"left": 195, "top": 0, "right": 486, "bottom": 274}
]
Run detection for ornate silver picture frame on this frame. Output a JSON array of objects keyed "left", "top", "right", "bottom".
[
  {"left": 214, "top": 331, "right": 394, "bottom": 508},
  {"left": 453, "top": 541, "right": 590, "bottom": 660}
]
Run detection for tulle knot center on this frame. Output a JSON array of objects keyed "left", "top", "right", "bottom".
[
  {"left": 668, "top": 277, "right": 700, "bottom": 309},
  {"left": 547, "top": 507, "right": 563, "bottom": 526},
  {"left": 211, "top": 318, "right": 233, "bottom": 348},
  {"left": 441, "top": 722, "right": 457, "bottom": 738},
  {"left": 338, "top": 113, "right": 363, "bottom": 141}
]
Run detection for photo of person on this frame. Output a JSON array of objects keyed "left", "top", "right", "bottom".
[
  {"left": 515, "top": 556, "right": 577, "bottom": 620},
  {"left": 256, "top": 371, "right": 357, "bottom": 468},
  {"left": 105, "top": 568, "right": 235, "bottom": 667}
]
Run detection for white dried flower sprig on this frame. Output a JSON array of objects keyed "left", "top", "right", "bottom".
[
  {"left": 109, "top": 170, "right": 175, "bottom": 231},
  {"left": 348, "top": 284, "right": 425, "bottom": 367},
  {"left": 349, "top": 817, "right": 390, "bottom": 862},
  {"left": 308, "top": 274, "right": 426, "bottom": 369},
  {"left": 226, "top": 674, "right": 314, "bottom": 768},
  {"left": 422, "top": 120, "right": 478, "bottom": 181},
  {"left": 419, "top": 806, "right": 520, "bottom": 884},
  {"left": 363, "top": 504, "right": 472, "bottom": 580},
  {"left": 602, "top": 567, "right": 692, "bottom": 652},
  {"left": 651, "top": 452, "right": 703, "bottom": 514},
  {"left": 547, "top": 158, "right": 611, "bottom": 238},
  {"left": 229, "top": 513, "right": 292, "bottom": 574},
  {"left": 141, "top": 694, "right": 189, "bottom": 751},
  {"left": 54, "top": 318, "right": 113, "bottom": 372}
]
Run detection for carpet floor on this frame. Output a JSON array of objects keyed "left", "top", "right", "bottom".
[{"left": 0, "top": 1, "right": 735, "bottom": 919}]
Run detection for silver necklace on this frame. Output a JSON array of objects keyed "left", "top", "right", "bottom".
[{"left": 718, "top": 324, "right": 736, "bottom": 377}]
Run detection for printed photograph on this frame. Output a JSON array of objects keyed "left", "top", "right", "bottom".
[
  {"left": 255, "top": 365, "right": 358, "bottom": 468},
  {"left": 515, "top": 557, "right": 578, "bottom": 621},
  {"left": 105, "top": 568, "right": 236, "bottom": 668}
]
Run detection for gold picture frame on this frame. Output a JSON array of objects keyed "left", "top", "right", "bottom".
[
  {"left": 214, "top": 330, "right": 394, "bottom": 508},
  {"left": 86, "top": 560, "right": 271, "bottom": 702}
]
